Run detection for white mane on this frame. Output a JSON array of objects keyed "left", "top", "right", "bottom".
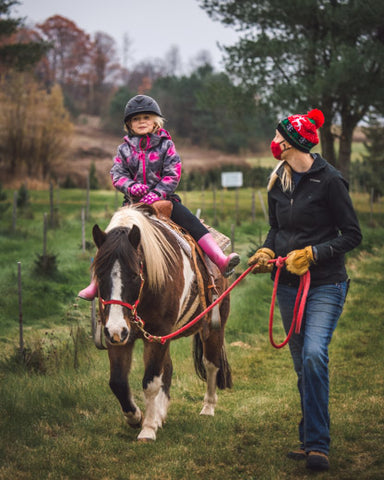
[{"left": 105, "top": 206, "right": 176, "bottom": 290}]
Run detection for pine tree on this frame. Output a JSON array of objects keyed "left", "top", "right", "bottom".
[
  {"left": 0, "top": 0, "right": 49, "bottom": 70},
  {"left": 200, "top": 0, "right": 384, "bottom": 179},
  {"left": 362, "top": 122, "right": 384, "bottom": 201}
]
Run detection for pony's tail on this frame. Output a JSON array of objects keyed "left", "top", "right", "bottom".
[{"left": 192, "top": 333, "right": 233, "bottom": 390}]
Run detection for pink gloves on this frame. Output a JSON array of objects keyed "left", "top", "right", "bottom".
[
  {"left": 141, "top": 192, "right": 160, "bottom": 205},
  {"left": 129, "top": 183, "right": 149, "bottom": 198},
  {"left": 128, "top": 183, "right": 161, "bottom": 204}
]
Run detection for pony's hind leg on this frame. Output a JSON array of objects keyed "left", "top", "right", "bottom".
[
  {"left": 198, "top": 298, "right": 232, "bottom": 416},
  {"left": 108, "top": 344, "right": 143, "bottom": 429},
  {"left": 200, "top": 356, "right": 219, "bottom": 416},
  {"left": 137, "top": 343, "right": 172, "bottom": 441}
]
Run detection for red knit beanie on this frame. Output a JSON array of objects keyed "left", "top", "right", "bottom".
[{"left": 277, "top": 109, "right": 325, "bottom": 152}]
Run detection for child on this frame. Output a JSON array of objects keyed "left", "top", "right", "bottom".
[{"left": 78, "top": 94, "right": 240, "bottom": 300}]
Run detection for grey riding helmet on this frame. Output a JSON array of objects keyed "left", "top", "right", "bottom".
[{"left": 123, "top": 95, "right": 163, "bottom": 123}]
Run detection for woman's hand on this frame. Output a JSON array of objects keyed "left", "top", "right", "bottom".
[
  {"left": 248, "top": 248, "right": 275, "bottom": 274},
  {"left": 285, "top": 246, "right": 314, "bottom": 275}
]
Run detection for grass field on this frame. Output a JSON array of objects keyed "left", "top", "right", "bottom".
[{"left": 0, "top": 187, "right": 383, "bottom": 480}]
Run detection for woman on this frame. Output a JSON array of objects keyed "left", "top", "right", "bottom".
[{"left": 248, "top": 109, "right": 362, "bottom": 471}]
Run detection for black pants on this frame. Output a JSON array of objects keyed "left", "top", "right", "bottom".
[
  {"left": 170, "top": 199, "right": 208, "bottom": 241},
  {"left": 123, "top": 194, "right": 208, "bottom": 242}
]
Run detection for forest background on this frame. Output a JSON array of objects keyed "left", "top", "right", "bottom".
[
  {"left": 0, "top": 0, "right": 383, "bottom": 198},
  {"left": 0, "top": 3, "right": 383, "bottom": 478}
]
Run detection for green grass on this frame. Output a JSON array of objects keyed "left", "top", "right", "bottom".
[{"left": 0, "top": 187, "right": 383, "bottom": 480}]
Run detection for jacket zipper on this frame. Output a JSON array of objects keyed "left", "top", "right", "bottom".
[
  {"left": 139, "top": 135, "right": 150, "bottom": 185},
  {"left": 288, "top": 197, "right": 295, "bottom": 252}
]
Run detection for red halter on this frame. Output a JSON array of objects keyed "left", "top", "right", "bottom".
[{"left": 99, "top": 263, "right": 145, "bottom": 324}]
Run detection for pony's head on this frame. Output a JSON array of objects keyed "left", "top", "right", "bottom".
[{"left": 92, "top": 206, "right": 175, "bottom": 345}]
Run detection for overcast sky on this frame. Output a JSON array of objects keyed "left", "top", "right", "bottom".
[{"left": 15, "top": 0, "right": 240, "bottom": 72}]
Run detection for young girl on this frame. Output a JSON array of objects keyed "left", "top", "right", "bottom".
[{"left": 78, "top": 94, "right": 240, "bottom": 300}]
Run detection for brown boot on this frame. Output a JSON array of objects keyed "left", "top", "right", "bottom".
[
  {"left": 306, "top": 451, "right": 330, "bottom": 471},
  {"left": 287, "top": 449, "right": 306, "bottom": 460}
]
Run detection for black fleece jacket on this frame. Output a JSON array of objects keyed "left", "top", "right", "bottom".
[{"left": 263, "top": 154, "right": 362, "bottom": 287}]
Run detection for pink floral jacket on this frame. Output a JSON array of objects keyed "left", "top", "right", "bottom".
[{"left": 110, "top": 128, "right": 181, "bottom": 202}]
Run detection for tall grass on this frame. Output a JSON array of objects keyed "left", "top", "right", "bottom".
[{"left": 0, "top": 187, "right": 383, "bottom": 479}]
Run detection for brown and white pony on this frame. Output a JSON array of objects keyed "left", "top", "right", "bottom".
[{"left": 92, "top": 204, "right": 232, "bottom": 441}]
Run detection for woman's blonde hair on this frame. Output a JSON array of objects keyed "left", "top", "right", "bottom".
[
  {"left": 267, "top": 161, "right": 293, "bottom": 192},
  {"left": 125, "top": 114, "right": 165, "bottom": 135}
]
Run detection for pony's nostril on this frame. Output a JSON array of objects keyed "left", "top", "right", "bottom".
[
  {"left": 121, "top": 327, "right": 129, "bottom": 342},
  {"left": 103, "top": 326, "right": 110, "bottom": 340}
]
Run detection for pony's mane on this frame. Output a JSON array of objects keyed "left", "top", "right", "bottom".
[{"left": 105, "top": 205, "right": 176, "bottom": 290}]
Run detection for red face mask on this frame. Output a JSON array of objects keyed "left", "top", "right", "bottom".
[
  {"left": 270, "top": 141, "right": 283, "bottom": 160},
  {"left": 270, "top": 139, "right": 291, "bottom": 160}
]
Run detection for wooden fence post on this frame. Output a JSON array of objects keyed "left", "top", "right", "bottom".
[
  {"left": 81, "top": 208, "right": 86, "bottom": 253},
  {"left": 86, "top": 175, "right": 90, "bottom": 221},
  {"left": 17, "top": 261, "right": 24, "bottom": 356},
  {"left": 212, "top": 185, "right": 218, "bottom": 226},
  {"left": 12, "top": 191, "right": 17, "bottom": 233},
  {"left": 49, "top": 181, "right": 54, "bottom": 226},
  {"left": 43, "top": 213, "right": 47, "bottom": 257},
  {"left": 231, "top": 223, "right": 235, "bottom": 253},
  {"left": 235, "top": 187, "right": 240, "bottom": 226},
  {"left": 251, "top": 189, "right": 256, "bottom": 223}
]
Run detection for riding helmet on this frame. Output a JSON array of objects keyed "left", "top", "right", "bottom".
[{"left": 124, "top": 95, "right": 163, "bottom": 123}]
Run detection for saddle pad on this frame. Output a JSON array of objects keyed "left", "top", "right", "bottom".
[{"left": 152, "top": 217, "right": 192, "bottom": 257}]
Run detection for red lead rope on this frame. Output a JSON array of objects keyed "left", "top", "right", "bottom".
[
  {"left": 150, "top": 265, "right": 255, "bottom": 344},
  {"left": 268, "top": 257, "right": 311, "bottom": 349},
  {"left": 147, "top": 256, "right": 310, "bottom": 346},
  {"left": 104, "top": 257, "right": 311, "bottom": 347}
]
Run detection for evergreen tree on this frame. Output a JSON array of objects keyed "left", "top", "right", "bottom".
[
  {"left": 200, "top": 0, "right": 384, "bottom": 179},
  {"left": 0, "top": 0, "right": 49, "bottom": 70},
  {"left": 361, "top": 122, "right": 384, "bottom": 201}
]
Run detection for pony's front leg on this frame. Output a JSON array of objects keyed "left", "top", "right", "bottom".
[
  {"left": 108, "top": 344, "right": 143, "bottom": 429},
  {"left": 200, "top": 356, "right": 218, "bottom": 416},
  {"left": 137, "top": 342, "right": 172, "bottom": 441}
]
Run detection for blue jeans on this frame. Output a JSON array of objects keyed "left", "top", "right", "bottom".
[{"left": 277, "top": 281, "right": 348, "bottom": 455}]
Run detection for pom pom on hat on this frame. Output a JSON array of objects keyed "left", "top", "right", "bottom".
[
  {"left": 307, "top": 108, "right": 324, "bottom": 129},
  {"left": 277, "top": 108, "right": 325, "bottom": 152}
]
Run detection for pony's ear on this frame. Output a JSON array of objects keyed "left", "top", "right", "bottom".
[
  {"left": 129, "top": 225, "right": 141, "bottom": 250},
  {"left": 93, "top": 224, "right": 107, "bottom": 248}
]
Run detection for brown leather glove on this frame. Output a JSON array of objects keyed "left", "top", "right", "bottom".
[
  {"left": 248, "top": 247, "right": 275, "bottom": 274},
  {"left": 285, "top": 246, "right": 314, "bottom": 275}
]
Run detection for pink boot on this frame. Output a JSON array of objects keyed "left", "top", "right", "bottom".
[
  {"left": 78, "top": 279, "right": 98, "bottom": 301},
  {"left": 198, "top": 233, "right": 240, "bottom": 278}
]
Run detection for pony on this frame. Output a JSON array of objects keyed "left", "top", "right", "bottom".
[{"left": 92, "top": 204, "right": 232, "bottom": 441}]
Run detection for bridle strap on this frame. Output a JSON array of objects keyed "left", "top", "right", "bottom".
[
  {"left": 99, "top": 262, "right": 145, "bottom": 317},
  {"left": 101, "top": 298, "right": 138, "bottom": 311}
]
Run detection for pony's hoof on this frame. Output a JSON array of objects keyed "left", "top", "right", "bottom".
[
  {"left": 123, "top": 410, "right": 143, "bottom": 429},
  {"left": 200, "top": 404, "right": 215, "bottom": 416},
  {"left": 137, "top": 427, "right": 156, "bottom": 441}
]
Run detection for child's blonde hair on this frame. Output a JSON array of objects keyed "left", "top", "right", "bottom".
[
  {"left": 267, "top": 161, "right": 293, "bottom": 192},
  {"left": 125, "top": 114, "right": 165, "bottom": 135}
]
